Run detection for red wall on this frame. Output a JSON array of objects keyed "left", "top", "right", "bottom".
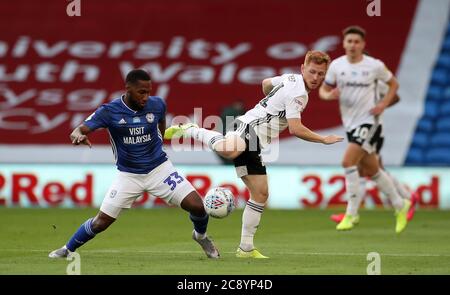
[{"left": 0, "top": 0, "right": 418, "bottom": 144}]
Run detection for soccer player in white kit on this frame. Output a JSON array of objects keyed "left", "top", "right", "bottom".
[
  {"left": 330, "top": 78, "right": 417, "bottom": 225},
  {"left": 165, "top": 51, "right": 344, "bottom": 258},
  {"left": 319, "top": 26, "right": 412, "bottom": 233}
]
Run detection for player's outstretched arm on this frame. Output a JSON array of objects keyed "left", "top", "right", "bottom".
[
  {"left": 70, "top": 124, "right": 93, "bottom": 148},
  {"left": 319, "top": 83, "right": 340, "bottom": 101},
  {"left": 288, "top": 118, "right": 343, "bottom": 145}
]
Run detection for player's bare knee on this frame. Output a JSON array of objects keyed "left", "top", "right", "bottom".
[
  {"left": 360, "top": 155, "right": 380, "bottom": 177},
  {"left": 220, "top": 150, "right": 242, "bottom": 160},
  {"left": 223, "top": 134, "right": 246, "bottom": 153},
  {"left": 252, "top": 191, "right": 269, "bottom": 204},
  {"left": 214, "top": 134, "right": 246, "bottom": 159}
]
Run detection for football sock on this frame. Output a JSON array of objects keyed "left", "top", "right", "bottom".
[
  {"left": 190, "top": 213, "right": 209, "bottom": 239},
  {"left": 372, "top": 169, "right": 404, "bottom": 210},
  {"left": 66, "top": 218, "right": 99, "bottom": 252},
  {"left": 346, "top": 177, "right": 366, "bottom": 216},
  {"left": 239, "top": 200, "right": 265, "bottom": 251},
  {"left": 388, "top": 172, "right": 410, "bottom": 199},
  {"left": 186, "top": 127, "right": 225, "bottom": 151},
  {"left": 357, "top": 177, "right": 367, "bottom": 206},
  {"left": 344, "top": 166, "right": 360, "bottom": 216}
]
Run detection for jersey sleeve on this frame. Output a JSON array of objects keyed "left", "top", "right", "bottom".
[
  {"left": 324, "top": 62, "right": 337, "bottom": 86},
  {"left": 375, "top": 60, "right": 393, "bottom": 82},
  {"left": 270, "top": 75, "right": 283, "bottom": 86},
  {"left": 83, "top": 105, "right": 109, "bottom": 130},
  {"left": 285, "top": 95, "right": 308, "bottom": 119}
]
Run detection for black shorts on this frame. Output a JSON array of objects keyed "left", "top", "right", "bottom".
[
  {"left": 346, "top": 123, "right": 384, "bottom": 154},
  {"left": 227, "top": 119, "right": 266, "bottom": 177}
]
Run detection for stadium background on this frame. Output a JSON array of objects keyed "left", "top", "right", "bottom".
[
  {"left": 1, "top": 0, "right": 450, "bottom": 276},
  {"left": 1, "top": 0, "right": 449, "bottom": 210}
]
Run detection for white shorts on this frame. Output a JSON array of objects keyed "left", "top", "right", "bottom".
[{"left": 100, "top": 160, "right": 195, "bottom": 218}]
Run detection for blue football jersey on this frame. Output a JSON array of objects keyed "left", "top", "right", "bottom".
[{"left": 84, "top": 96, "right": 168, "bottom": 174}]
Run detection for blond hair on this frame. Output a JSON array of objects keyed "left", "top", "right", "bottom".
[{"left": 304, "top": 50, "right": 331, "bottom": 67}]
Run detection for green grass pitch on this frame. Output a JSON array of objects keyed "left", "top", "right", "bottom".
[{"left": 1, "top": 208, "right": 449, "bottom": 274}]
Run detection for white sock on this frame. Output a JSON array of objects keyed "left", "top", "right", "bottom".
[
  {"left": 186, "top": 127, "right": 225, "bottom": 151},
  {"left": 194, "top": 231, "right": 206, "bottom": 240},
  {"left": 357, "top": 178, "right": 367, "bottom": 208},
  {"left": 372, "top": 169, "right": 404, "bottom": 210},
  {"left": 240, "top": 200, "right": 265, "bottom": 252},
  {"left": 346, "top": 177, "right": 366, "bottom": 216},
  {"left": 388, "top": 172, "right": 410, "bottom": 200},
  {"left": 344, "top": 166, "right": 360, "bottom": 216}
]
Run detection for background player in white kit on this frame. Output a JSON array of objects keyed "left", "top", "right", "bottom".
[
  {"left": 165, "top": 51, "right": 344, "bottom": 258},
  {"left": 319, "top": 26, "right": 412, "bottom": 233},
  {"left": 49, "top": 69, "right": 220, "bottom": 259},
  {"left": 330, "top": 76, "right": 417, "bottom": 224}
]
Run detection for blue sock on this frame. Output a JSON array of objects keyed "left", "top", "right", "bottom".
[
  {"left": 189, "top": 213, "right": 209, "bottom": 235},
  {"left": 66, "top": 218, "right": 98, "bottom": 252}
]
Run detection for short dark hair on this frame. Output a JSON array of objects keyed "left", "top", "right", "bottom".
[
  {"left": 126, "top": 69, "right": 151, "bottom": 84},
  {"left": 342, "top": 25, "right": 366, "bottom": 39}
]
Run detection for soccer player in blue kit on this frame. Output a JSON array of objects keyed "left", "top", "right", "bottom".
[{"left": 49, "top": 69, "right": 220, "bottom": 259}]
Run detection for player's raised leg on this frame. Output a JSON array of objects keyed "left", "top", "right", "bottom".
[
  {"left": 164, "top": 123, "right": 246, "bottom": 160},
  {"left": 48, "top": 211, "right": 115, "bottom": 258},
  {"left": 236, "top": 175, "right": 269, "bottom": 259}
]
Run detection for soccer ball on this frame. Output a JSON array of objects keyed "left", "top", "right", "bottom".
[{"left": 203, "top": 187, "right": 235, "bottom": 219}]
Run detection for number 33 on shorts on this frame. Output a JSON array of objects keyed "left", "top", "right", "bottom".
[{"left": 163, "top": 172, "right": 184, "bottom": 191}]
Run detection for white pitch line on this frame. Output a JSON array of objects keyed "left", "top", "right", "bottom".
[{"left": 2, "top": 249, "right": 450, "bottom": 257}]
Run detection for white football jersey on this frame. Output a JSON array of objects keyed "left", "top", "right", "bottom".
[
  {"left": 324, "top": 55, "right": 393, "bottom": 131},
  {"left": 237, "top": 73, "right": 308, "bottom": 147}
]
